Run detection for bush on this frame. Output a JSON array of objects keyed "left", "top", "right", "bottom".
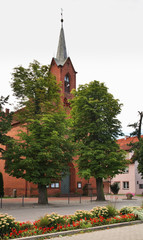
[
  {"left": 106, "top": 204, "right": 118, "bottom": 217},
  {"left": 74, "top": 210, "right": 93, "bottom": 221},
  {"left": 91, "top": 206, "right": 109, "bottom": 218},
  {"left": 132, "top": 208, "right": 143, "bottom": 220},
  {"left": 18, "top": 221, "right": 33, "bottom": 230},
  {"left": 0, "top": 213, "right": 17, "bottom": 238},
  {"left": 110, "top": 182, "right": 120, "bottom": 194},
  {"left": 119, "top": 207, "right": 134, "bottom": 215},
  {"left": 0, "top": 172, "right": 4, "bottom": 197},
  {"left": 35, "top": 213, "right": 66, "bottom": 228}
]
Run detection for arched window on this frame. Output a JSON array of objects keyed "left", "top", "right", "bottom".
[{"left": 64, "top": 74, "right": 70, "bottom": 93}]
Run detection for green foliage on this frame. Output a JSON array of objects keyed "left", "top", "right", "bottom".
[
  {"left": 91, "top": 206, "right": 109, "bottom": 218},
  {"left": 129, "top": 138, "right": 143, "bottom": 176},
  {"left": 0, "top": 172, "right": 4, "bottom": 197},
  {"left": 17, "top": 221, "right": 33, "bottom": 230},
  {"left": 0, "top": 213, "right": 17, "bottom": 238},
  {"left": 4, "top": 113, "right": 73, "bottom": 186},
  {"left": 119, "top": 207, "right": 134, "bottom": 215},
  {"left": 110, "top": 182, "right": 120, "bottom": 194},
  {"left": 128, "top": 111, "right": 143, "bottom": 177},
  {"left": 74, "top": 210, "right": 94, "bottom": 221},
  {"left": 0, "top": 96, "right": 12, "bottom": 155},
  {"left": 70, "top": 80, "right": 127, "bottom": 200},
  {"left": 106, "top": 204, "right": 118, "bottom": 217},
  {"left": 3, "top": 60, "right": 74, "bottom": 204},
  {"left": 132, "top": 208, "right": 143, "bottom": 220},
  {"left": 35, "top": 213, "right": 66, "bottom": 228},
  {"left": 11, "top": 60, "right": 61, "bottom": 117}
]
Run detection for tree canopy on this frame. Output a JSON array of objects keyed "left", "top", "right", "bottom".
[
  {"left": 128, "top": 111, "right": 143, "bottom": 178},
  {"left": 0, "top": 96, "right": 12, "bottom": 155},
  {"left": 3, "top": 61, "right": 73, "bottom": 204},
  {"left": 71, "top": 80, "right": 127, "bottom": 200}
]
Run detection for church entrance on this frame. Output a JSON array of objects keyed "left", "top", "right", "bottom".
[{"left": 61, "top": 174, "right": 70, "bottom": 195}]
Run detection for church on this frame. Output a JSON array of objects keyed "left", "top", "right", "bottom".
[{"left": 0, "top": 15, "right": 110, "bottom": 197}]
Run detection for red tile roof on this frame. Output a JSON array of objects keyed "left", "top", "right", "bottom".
[{"left": 117, "top": 136, "right": 140, "bottom": 150}]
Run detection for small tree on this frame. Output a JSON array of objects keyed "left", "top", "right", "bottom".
[
  {"left": 3, "top": 61, "right": 74, "bottom": 204},
  {"left": 110, "top": 182, "right": 120, "bottom": 195},
  {"left": 128, "top": 111, "right": 143, "bottom": 178},
  {"left": 0, "top": 172, "right": 4, "bottom": 197},
  {"left": 71, "top": 80, "right": 127, "bottom": 201}
]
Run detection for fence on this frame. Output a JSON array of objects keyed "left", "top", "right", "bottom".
[{"left": 0, "top": 193, "right": 98, "bottom": 208}]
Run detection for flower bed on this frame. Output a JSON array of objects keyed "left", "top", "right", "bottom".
[{"left": 0, "top": 206, "right": 142, "bottom": 239}]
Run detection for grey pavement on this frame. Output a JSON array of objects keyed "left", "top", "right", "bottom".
[
  {"left": 50, "top": 223, "right": 143, "bottom": 240},
  {"left": 0, "top": 195, "right": 143, "bottom": 222}
]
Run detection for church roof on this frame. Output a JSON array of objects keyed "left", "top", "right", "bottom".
[{"left": 54, "top": 16, "right": 68, "bottom": 66}]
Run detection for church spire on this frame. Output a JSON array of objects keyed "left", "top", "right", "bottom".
[{"left": 55, "top": 9, "right": 68, "bottom": 66}]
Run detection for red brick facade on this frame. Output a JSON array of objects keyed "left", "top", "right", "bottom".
[{"left": 50, "top": 57, "right": 76, "bottom": 102}]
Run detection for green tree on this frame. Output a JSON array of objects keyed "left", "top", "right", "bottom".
[
  {"left": 128, "top": 111, "right": 143, "bottom": 140},
  {"left": 128, "top": 111, "right": 143, "bottom": 177},
  {"left": 0, "top": 172, "right": 4, "bottom": 197},
  {"left": 0, "top": 96, "right": 12, "bottom": 154},
  {"left": 110, "top": 182, "right": 120, "bottom": 195},
  {"left": 3, "top": 60, "right": 73, "bottom": 204},
  {"left": 71, "top": 80, "right": 127, "bottom": 201}
]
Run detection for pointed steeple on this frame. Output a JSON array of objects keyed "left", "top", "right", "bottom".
[{"left": 55, "top": 10, "right": 68, "bottom": 66}]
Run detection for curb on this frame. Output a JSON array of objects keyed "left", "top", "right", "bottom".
[{"left": 12, "top": 220, "right": 143, "bottom": 240}]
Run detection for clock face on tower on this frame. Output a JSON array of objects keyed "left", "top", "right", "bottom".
[{"left": 64, "top": 74, "right": 70, "bottom": 93}]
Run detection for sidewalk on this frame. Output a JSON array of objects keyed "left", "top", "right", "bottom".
[
  {"left": 0, "top": 195, "right": 143, "bottom": 222},
  {"left": 50, "top": 223, "right": 143, "bottom": 240}
]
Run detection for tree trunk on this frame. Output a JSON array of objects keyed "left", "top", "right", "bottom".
[
  {"left": 96, "top": 177, "right": 105, "bottom": 201},
  {"left": 138, "top": 111, "right": 143, "bottom": 140},
  {"left": 38, "top": 184, "right": 48, "bottom": 204}
]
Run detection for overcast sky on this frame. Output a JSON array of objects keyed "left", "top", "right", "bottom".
[{"left": 0, "top": 0, "right": 143, "bottom": 136}]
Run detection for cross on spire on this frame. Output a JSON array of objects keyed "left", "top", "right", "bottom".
[{"left": 61, "top": 8, "right": 63, "bottom": 27}]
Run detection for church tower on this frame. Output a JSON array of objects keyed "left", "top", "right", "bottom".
[{"left": 50, "top": 12, "right": 76, "bottom": 104}]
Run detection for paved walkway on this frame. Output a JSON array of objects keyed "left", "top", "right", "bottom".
[
  {"left": 50, "top": 223, "right": 143, "bottom": 240},
  {"left": 0, "top": 195, "right": 142, "bottom": 222}
]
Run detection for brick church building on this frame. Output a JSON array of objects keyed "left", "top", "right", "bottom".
[{"left": 0, "top": 17, "right": 110, "bottom": 197}]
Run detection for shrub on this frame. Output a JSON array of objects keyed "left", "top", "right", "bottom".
[
  {"left": 0, "top": 172, "right": 4, "bottom": 197},
  {"left": 126, "top": 192, "right": 135, "bottom": 197},
  {"left": 119, "top": 207, "right": 134, "bottom": 215},
  {"left": 132, "top": 208, "right": 143, "bottom": 220},
  {"left": 35, "top": 213, "right": 66, "bottom": 228},
  {"left": 106, "top": 204, "right": 118, "bottom": 217},
  {"left": 110, "top": 182, "right": 120, "bottom": 194},
  {"left": 74, "top": 210, "right": 94, "bottom": 221},
  {"left": 18, "top": 221, "right": 33, "bottom": 230},
  {"left": 91, "top": 206, "right": 109, "bottom": 218},
  {"left": 0, "top": 213, "right": 17, "bottom": 238}
]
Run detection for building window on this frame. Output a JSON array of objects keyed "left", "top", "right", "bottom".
[
  {"left": 139, "top": 184, "right": 143, "bottom": 189},
  {"left": 123, "top": 181, "right": 129, "bottom": 189},
  {"left": 51, "top": 183, "right": 59, "bottom": 188},
  {"left": 77, "top": 182, "right": 82, "bottom": 189},
  {"left": 123, "top": 167, "right": 129, "bottom": 174},
  {"left": 64, "top": 75, "right": 70, "bottom": 93}
]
